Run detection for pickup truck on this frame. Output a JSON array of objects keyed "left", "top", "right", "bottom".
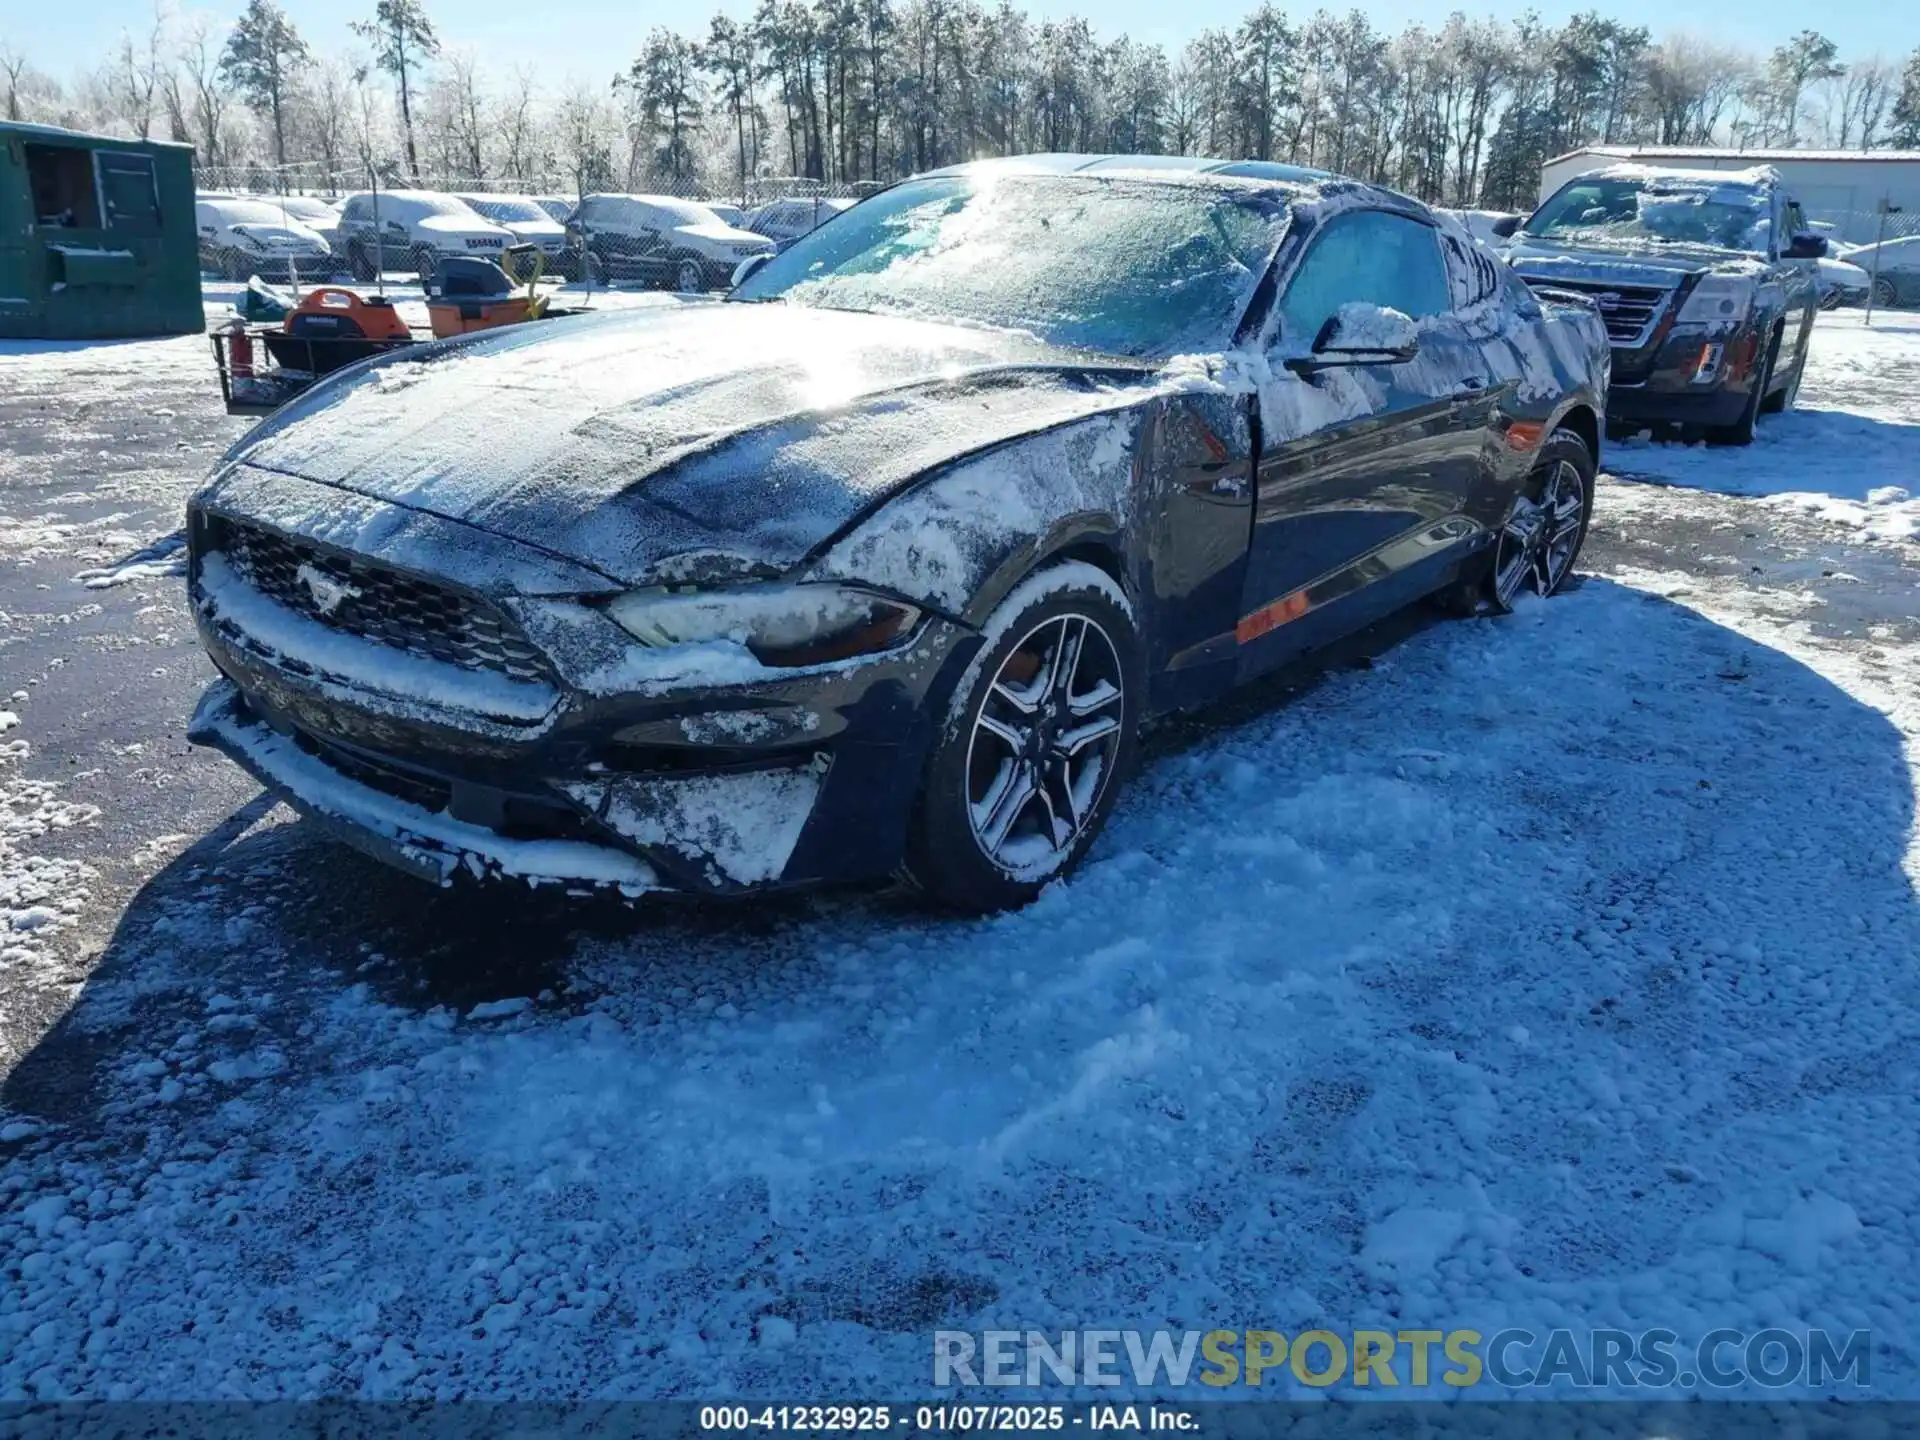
[{"left": 1495, "top": 164, "right": 1822, "bottom": 445}]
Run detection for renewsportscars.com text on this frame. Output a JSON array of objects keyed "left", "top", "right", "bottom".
[{"left": 932, "top": 1328, "right": 1871, "bottom": 1390}]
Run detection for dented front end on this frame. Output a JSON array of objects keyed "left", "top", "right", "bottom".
[{"left": 183, "top": 472, "right": 976, "bottom": 897}]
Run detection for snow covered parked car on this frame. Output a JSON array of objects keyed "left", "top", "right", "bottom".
[
  {"left": 1846, "top": 235, "right": 1920, "bottom": 308},
  {"left": 1498, "top": 164, "right": 1821, "bottom": 445},
  {"left": 194, "top": 196, "right": 336, "bottom": 282},
  {"left": 745, "top": 195, "right": 858, "bottom": 251},
  {"left": 1817, "top": 253, "right": 1870, "bottom": 309},
  {"left": 183, "top": 155, "right": 1609, "bottom": 913},
  {"left": 454, "top": 192, "right": 570, "bottom": 269},
  {"left": 333, "top": 190, "right": 512, "bottom": 283},
  {"left": 566, "top": 194, "right": 775, "bottom": 290}
]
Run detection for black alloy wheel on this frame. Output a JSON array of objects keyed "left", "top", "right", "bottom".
[
  {"left": 907, "top": 562, "right": 1141, "bottom": 913},
  {"left": 1486, "top": 427, "right": 1595, "bottom": 612}
]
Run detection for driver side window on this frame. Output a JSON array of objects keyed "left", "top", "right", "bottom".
[{"left": 1276, "top": 210, "right": 1451, "bottom": 349}]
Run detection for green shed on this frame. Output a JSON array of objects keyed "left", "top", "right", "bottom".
[{"left": 1, "top": 121, "right": 202, "bottom": 340}]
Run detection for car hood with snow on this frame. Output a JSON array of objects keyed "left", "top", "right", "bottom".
[
  {"left": 204, "top": 214, "right": 332, "bottom": 254},
  {"left": 205, "top": 303, "right": 1153, "bottom": 590},
  {"left": 675, "top": 221, "right": 777, "bottom": 255},
  {"left": 417, "top": 216, "right": 511, "bottom": 244},
  {"left": 1503, "top": 235, "right": 1756, "bottom": 290}
]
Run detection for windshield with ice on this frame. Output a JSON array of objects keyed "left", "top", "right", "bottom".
[
  {"left": 730, "top": 173, "right": 1288, "bottom": 358},
  {"left": 462, "top": 197, "right": 550, "bottom": 224},
  {"left": 1522, "top": 174, "right": 1771, "bottom": 254}
]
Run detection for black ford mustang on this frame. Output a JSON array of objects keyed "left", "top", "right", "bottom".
[{"left": 186, "top": 155, "right": 1610, "bottom": 913}]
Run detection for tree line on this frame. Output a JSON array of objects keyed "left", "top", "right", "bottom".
[{"left": 5, "top": 0, "right": 1920, "bottom": 211}]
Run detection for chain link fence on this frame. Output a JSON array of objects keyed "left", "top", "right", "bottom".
[{"left": 192, "top": 162, "right": 876, "bottom": 211}]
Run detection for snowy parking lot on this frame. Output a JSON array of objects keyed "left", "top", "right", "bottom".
[{"left": 1, "top": 298, "right": 1917, "bottom": 1400}]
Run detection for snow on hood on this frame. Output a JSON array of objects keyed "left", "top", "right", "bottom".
[
  {"left": 676, "top": 222, "right": 774, "bottom": 249},
  {"left": 216, "top": 304, "right": 1158, "bottom": 589},
  {"left": 1505, "top": 241, "right": 1718, "bottom": 288},
  {"left": 418, "top": 216, "right": 510, "bottom": 239},
  {"left": 229, "top": 222, "right": 329, "bottom": 250}
]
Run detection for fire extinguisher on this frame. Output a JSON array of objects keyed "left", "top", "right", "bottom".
[{"left": 227, "top": 316, "right": 254, "bottom": 380}]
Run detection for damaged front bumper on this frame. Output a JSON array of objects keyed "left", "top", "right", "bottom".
[
  {"left": 185, "top": 582, "right": 971, "bottom": 898},
  {"left": 189, "top": 679, "right": 663, "bottom": 893}
]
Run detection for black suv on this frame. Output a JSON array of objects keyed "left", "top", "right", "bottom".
[{"left": 1498, "top": 165, "right": 1822, "bottom": 445}]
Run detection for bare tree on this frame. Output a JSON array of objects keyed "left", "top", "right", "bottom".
[{"left": 108, "top": 6, "right": 168, "bottom": 139}]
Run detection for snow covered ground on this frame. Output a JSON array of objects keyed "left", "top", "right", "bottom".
[{"left": 0, "top": 295, "right": 1916, "bottom": 1402}]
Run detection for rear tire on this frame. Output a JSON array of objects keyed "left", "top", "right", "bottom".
[
  {"left": 905, "top": 561, "right": 1141, "bottom": 914},
  {"left": 221, "top": 248, "right": 252, "bottom": 282},
  {"left": 1874, "top": 276, "right": 1898, "bottom": 308},
  {"left": 411, "top": 244, "right": 437, "bottom": 287},
  {"left": 347, "top": 241, "right": 376, "bottom": 283},
  {"left": 675, "top": 256, "right": 706, "bottom": 293}
]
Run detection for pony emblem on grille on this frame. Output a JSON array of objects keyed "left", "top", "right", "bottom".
[{"left": 295, "top": 562, "right": 362, "bottom": 617}]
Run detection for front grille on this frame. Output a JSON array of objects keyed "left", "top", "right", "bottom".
[
  {"left": 1525, "top": 277, "right": 1671, "bottom": 345},
  {"left": 465, "top": 236, "right": 503, "bottom": 248},
  {"left": 214, "top": 520, "right": 552, "bottom": 685}
]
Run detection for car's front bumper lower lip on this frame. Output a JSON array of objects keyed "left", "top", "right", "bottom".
[{"left": 189, "top": 678, "right": 664, "bottom": 893}]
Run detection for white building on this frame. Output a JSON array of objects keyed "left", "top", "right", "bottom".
[{"left": 1538, "top": 146, "right": 1920, "bottom": 244}]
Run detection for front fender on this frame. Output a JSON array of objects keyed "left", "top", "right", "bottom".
[{"left": 800, "top": 407, "right": 1146, "bottom": 624}]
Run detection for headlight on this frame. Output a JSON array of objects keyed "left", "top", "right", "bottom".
[
  {"left": 603, "top": 583, "right": 921, "bottom": 668},
  {"left": 1676, "top": 276, "right": 1756, "bottom": 326}
]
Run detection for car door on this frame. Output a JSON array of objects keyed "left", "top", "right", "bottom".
[
  {"left": 1238, "top": 207, "right": 1495, "bottom": 677},
  {"left": 1778, "top": 197, "right": 1821, "bottom": 373},
  {"left": 630, "top": 202, "right": 672, "bottom": 282}
]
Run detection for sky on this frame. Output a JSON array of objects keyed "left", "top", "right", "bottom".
[{"left": 16, "top": 0, "right": 1916, "bottom": 92}]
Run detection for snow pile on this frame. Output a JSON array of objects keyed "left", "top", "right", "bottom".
[
  {"left": 0, "top": 717, "right": 96, "bottom": 981},
  {"left": 1610, "top": 311, "right": 1920, "bottom": 544}
]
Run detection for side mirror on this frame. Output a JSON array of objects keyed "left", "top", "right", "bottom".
[
  {"left": 1491, "top": 214, "right": 1521, "bottom": 238},
  {"left": 1784, "top": 232, "right": 1827, "bottom": 260},
  {"left": 730, "top": 253, "right": 770, "bottom": 289},
  {"left": 1290, "top": 303, "right": 1419, "bottom": 372}
]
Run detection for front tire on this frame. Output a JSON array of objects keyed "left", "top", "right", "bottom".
[
  {"left": 1874, "top": 276, "right": 1898, "bottom": 308},
  {"left": 1706, "top": 327, "right": 1778, "bottom": 446},
  {"left": 905, "top": 561, "right": 1140, "bottom": 913},
  {"left": 1483, "top": 427, "right": 1595, "bottom": 613},
  {"left": 1762, "top": 326, "right": 1806, "bottom": 415},
  {"left": 411, "top": 244, "right": 438, "bottom": 287},
  {"left": 675, "top": 256, "right": 706, "bottom": 293}
]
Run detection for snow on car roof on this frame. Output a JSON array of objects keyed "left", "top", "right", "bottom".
[{"left": 1582, "top": 161, "right": 1782, "bottom": 191}]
